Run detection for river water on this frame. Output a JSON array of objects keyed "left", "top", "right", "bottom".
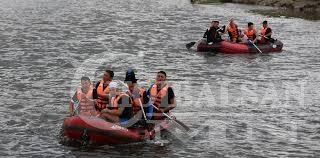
[{"left": 1, "top": 0, "right": 320, "bottom": 157}]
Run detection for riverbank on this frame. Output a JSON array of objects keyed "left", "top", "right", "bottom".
[{"left": 191, "top": 0, "right": 320, "bottom": 19}]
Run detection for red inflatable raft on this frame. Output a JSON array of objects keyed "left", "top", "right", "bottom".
[
  {"left": 62, "top": 115, "right": 174, "bottom": 145},
  {"left": 196, "top": 42, "right": 221, "bottom": 52},
  {"left": 197, "top": 40, "right": 283, "bottom": 54}
]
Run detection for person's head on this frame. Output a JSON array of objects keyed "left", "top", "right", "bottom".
[
  {"left": 126, "top": 81, "right": 137, "bottom": 92},
  {"left": 229, "top": 18, "right": 234, "bottom": 25},
  {"left": 103, "top": 69, "right": 114, "bottom": 82},
  {"left": 156, "top": 71, "right": 166, "bottom": 86},
  {"left": 108, "top": 81, "right": 118, "bottom": 96},
  {"left": 262, "top": 20, "right": 268, "bottom": 28},
  {"left": 81, "top": 76, "right": 91, "bottom": 91},
  {"left": 124, "top": 69, "right": 138, "bottom": 92},
  {"left": 248, "top": 22, "right": 254, "bottom": 30},
  {"left": 211, "top": 20, "right": 219, "bottom": 28}
]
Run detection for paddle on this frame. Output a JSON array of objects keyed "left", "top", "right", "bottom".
[
  {"left": 186, "top": 42, "right": 196, "bottom": 49},
  {"left": 117, "top": 80, "right": 148, "bottom": 120},
  {"left": 186, "top": 27, "right": 224, "bottom": 49},
  {"left": 150, "top": 104, "right": 190, "bottom": 131},
  {"left": 248, "top": 40, "right": 263, "bottom": 54},
  {"left": 143, "top": 82, "right": 191, "bottom": 132},
  {"left": 117, "top": 80, "right": 155, "bottom": 139},
  {"left": 137, "top": 99, "right": 155, "bottom": 140},
  {"left": 259, "top": 34, "right": 276, "bottom": 43},
  {"left": 118, "top": 80, "right": 190, "bottom": 132}
]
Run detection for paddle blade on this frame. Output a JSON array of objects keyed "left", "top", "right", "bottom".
[
  {"left": 174, "top": 119, "right": 190, "bottom": 131},
  {"left": 186, "top": 42, "right": 196, "bottom": 49}
]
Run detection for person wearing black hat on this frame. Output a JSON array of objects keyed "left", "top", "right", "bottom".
[
  {"left": 124, "top": 69, "right": 149, "bottom": 118},
  {"left": 147, "top": 71, "right": 176, "bottom": 120},
  {"left": 203, "top": 20, "right": 225, "bottom": 44}
]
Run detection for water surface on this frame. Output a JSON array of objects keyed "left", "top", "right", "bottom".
[{"left": 0, "top": 0, "right": 320, "bottom": 157}]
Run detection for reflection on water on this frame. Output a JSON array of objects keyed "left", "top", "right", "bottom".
[{"left": 0, "top": 0, "right": 320, "bottom": 157}]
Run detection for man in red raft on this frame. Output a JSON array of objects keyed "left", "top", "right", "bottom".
[
  {"left": 202, "top": 20, "right": 226, "bottom": 45},
  {"left": 259, "top": 20, "right": 273, "bottom": 44},
  {"left": 69, "top": 76, "right": 98, "bottom": 116},
  {"left": 147, "top": 71, "right": 177, "bottom": 121}
]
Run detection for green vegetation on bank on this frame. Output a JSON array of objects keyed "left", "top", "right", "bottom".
[
  {"left": 191, "top": 0, "right": 320, "bottom": 20},
  {"left": 192, "top": 0, "right": 320, "bottom": 13},
  {"left": 191, "top": 0, "right": 231, "bottom": 4}
]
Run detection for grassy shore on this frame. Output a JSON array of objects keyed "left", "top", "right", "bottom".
[{"left": 191, "top": 0, "right": 320, "bottom": 20}]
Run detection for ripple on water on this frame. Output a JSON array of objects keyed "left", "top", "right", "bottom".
[{"left": 0, "top": 0, "right": 320, "bottom": 157}]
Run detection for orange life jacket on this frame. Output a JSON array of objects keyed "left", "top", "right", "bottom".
[
  {"left": 111, "top": 93, "right": 134, "bottom": 119},
  {"left": 150, "top": 84, "right": 170, "bottom": 108},
  {"left": 110, "top": 93, "right": 131, "bottom": 108},
  {"left": 244, "top": 28, "right": 256, "bottom": 41},
  {"left": 96, "top": 80, "right": 110, "bottom": 111},
  {"left": 261, "top": 26, "right": 271, "bottom": 36},
  {"left": 150, "top": 84, "right": 172, "bottom": 120},
  {"left": 127, "top": 89, "right": 146, "bottom": 114},
  {"left": 227, "top": 25, "right": 239, "bottom": 40},
  {"left": 76, "top": 87, "right": 98, "bottom": 116},
  {"left": 260, "top": 26, "right": 272, "bottom": 44}
]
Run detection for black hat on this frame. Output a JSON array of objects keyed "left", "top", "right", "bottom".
[{"left": 124, "top": 69, "right": 138, "bottom": 83}]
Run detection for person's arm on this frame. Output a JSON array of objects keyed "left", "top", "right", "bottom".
[
  {"left": 110, "top": 107, "right": 125, "bottom": 116},
  {"left": 109, "top": 96, "right": 129, "bottom": 116},
  {"left": 218, "top": 25, "right": 226, "bottom": 34},
  {"left": 69, "top": 102, "right": 74, "bottom": 116},
  {"left": 253, "top": 30, "right": 259, "bottom": 43},
  {"left": 95, "top": 82, "right": 110, "bottom": 99},
  {"left": 265, "top": 28, "right": 272, "bottom": 37},
  {"left": 160, "top": 87, "right": 176, "bottom": 113},
  {"left": 69, "top": 92, "right": 77, "bottom": 116},
  {"left": 203, "top": 29, "right": 209, "bottom": 38},
  {"left": 161, "top": 98, "right": 176, "bottom": 113},
  {"left": 142, "top": 90, "right": 149, "bottom": 104},
  {"left": 224, "top": 25, "right": 229, "bottom": 34},
  {"left": 103, "top": 107, "right": 124, "bottom": 116},
  {"left": 92, "top": 82, "right": 99, "bottom": 99},
  {"left": 97, "top": 93, "right": 109, "bottom": 99},
  {"left": 236, "top": 26, "right": 241, "bottom": 37},
  {"left": 81, "top": 93, "right": 95, "bottom": 105}
]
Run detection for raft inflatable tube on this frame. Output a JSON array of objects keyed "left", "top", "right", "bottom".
[
  {"left": 62, "top": 115, "right": 174, "bottom": 145},
  {"left": 197, "top": 40, "right": 283, "bottom": 54},
  {"left": 196, "top": 42, "right": 221, "bottom": 52},
  {"left": 219, "top": 40, "right": 283, "bottom": 54}
]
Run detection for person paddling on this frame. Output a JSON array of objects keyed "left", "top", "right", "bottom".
[
  {"left": 147, "top": 71, "right": 176, "bottom": 120},
  {"left": 186, "top": 20, "right": 225, "bottom": 49},
  {"left": 69, "top": 77, "right": 98, "bottom": 116},
  {"left": 124, "top": 69, "right": 150, "bottom": 119},
  {"left": 123, "top": 69, "right": 155, "bottom": 134},
  {"left": 203, "top": 20, "right": 225, "bottom": 44},
  {"left": 260, "top": 20, "right": 273, "bottom": 44},
  {"left": 244, "top": 22, "right": 258, "bottom": 44}
]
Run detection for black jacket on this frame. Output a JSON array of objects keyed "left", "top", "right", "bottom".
[{"left": 203, "top": 26, "right": 224, "bottom": 43}]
